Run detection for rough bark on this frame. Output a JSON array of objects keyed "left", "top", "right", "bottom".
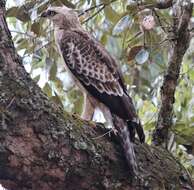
[
  {"left": 153, "top": 1, "right": 193, "bottom": 146},
  {"left": 138, "top": 0, "right": 174, "bottom": 10},
  {"left": 0, "top": 2, "right": 193, "bottom": 190}
]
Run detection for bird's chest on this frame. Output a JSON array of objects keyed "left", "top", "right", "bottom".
[{"left": 54, "top": 29, "right": 65, "bottom": 58}]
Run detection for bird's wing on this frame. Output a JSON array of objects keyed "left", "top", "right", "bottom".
[
  {"left": 58, "top": 30, "right": 137, "bottom": 120},
  {"left": 60, "top": 31, "right": 124, "bottom": 95}
]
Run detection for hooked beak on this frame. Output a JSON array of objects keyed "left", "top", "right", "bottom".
[{"left": 41, "top": 11, "right": 49, "bottom": 18}]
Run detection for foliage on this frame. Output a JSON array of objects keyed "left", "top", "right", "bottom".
[{"left": 5, "top": 0, "right": 194, "bottom": 178}]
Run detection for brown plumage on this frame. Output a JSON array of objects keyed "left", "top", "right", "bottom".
[
  {"left": 60, "top": 30, "right": 138, "bottom": 120},
  {"left": 41, "top": 6, "right": 145, "bottom": 174}
]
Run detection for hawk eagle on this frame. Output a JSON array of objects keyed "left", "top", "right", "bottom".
[{"left": 41, "top": 6, "right": 145, "bottom": 174}]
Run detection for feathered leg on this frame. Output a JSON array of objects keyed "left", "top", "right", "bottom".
[
  {"left": 98, "top": 103, "right": 114, "bottom": 127},
  {"left": 81, "top": 93, "right": 95, "bottom": 121}
]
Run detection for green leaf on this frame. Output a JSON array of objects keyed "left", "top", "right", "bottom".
[
  {"left": 60, "top": 0, "right": 75, "bottom": 8},
  {"left": 33, "top": 75, "right": 40, "bottom": 83},
  {"left": 148, "top": 62, "right": 162, "bottom": 78},
  {"left": 16, "top": 39, "right": 28, "bottom": 50},
  {"left": 31, "top": 54, "right": 46, "bottom": 70},
  {"left": 43, "top": 83, "right": 52, "bottom": 97},
  {"left": 54, "top": 78, "right": 64, "bottom": 91},
  {"left": 135, "top": 49, "right": 149, "bottom": 64},
  {"left": 112, "top": 15, "right": 132, "bottom": 35},
  {"left": 104, "top": 6, "right": 119, "bottom": 23},
  {"left": 100, "top": 33, "right": 108, "bottom": 45},
  {"left": 189, "top": 70, "right": 194, "bottom": 80},
  {"left": 173, "top": 122, "right": 194, "bottom": 144},
  {"left": 49, "top": 62, "right": 57, "bottom": 81},
  {"left": 50, "top": 92, "right": 64, "bottom": 108}
]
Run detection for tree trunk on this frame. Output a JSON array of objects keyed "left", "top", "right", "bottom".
[
  {"left": 153, "top": 0, "right": 193, "bottom": 146},
  {"left": 0, "top": 2, "right": 193, "bottom": 190}
]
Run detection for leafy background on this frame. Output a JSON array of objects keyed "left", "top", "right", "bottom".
[{"left": 5, "top": 0, "right": 194, "bottom": 178}]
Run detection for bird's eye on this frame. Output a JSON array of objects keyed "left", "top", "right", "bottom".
[{"left": 47, "top": 10, "right": 57, "bottom": 16}]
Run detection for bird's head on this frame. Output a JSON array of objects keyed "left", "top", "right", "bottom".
[{"left": 41, "top": 6, "right": 81, "bottom": 29}]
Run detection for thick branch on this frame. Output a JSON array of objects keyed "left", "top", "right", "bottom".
[
  {"left": 153, "top": 1, "right": 193, "bottom": 145},
  {"left": 136, "top": 0, "right": 174, "bottom": 11},
  {"left": 0, "top": 3, "right": 193, "bottom": 190},
  {"left": 155, "top": 0, "right": 173, "bottom": 9}
]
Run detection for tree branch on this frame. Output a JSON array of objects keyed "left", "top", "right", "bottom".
[
  {"left": 155, "top": 0, "right": 174, "bottom": 9},
  {"left": 0, "top": 2, "right": 193, "bottom": 190},
  {"left": 152, "top": 1, "right": 193, "bottom": 145},
  {"left": 134, "top": 0, "right": 174, "bottom": 11}
]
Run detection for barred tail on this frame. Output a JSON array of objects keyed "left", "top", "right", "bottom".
[
  {"left": 120, "top": 124, "right": 138, "bottom": 174},
  {"left": 113, "top": 116, "right": 138, "bottom": 175}
]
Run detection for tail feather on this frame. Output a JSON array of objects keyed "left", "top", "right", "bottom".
[
  {"left": 120, "top": 124, "right": 138, "bottom": 174},
  {"left": 113, "top": 115, "right": 138, "bottom": 174},
  {"left": 127, "top": 121, "right": 145, "bottom": 143}
]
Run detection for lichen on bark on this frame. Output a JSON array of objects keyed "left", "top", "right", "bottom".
[{"left": 0, "top": 2, "right": 193, "bottom": 190}]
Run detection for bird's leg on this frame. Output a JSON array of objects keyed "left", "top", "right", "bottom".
[
  {"left": 81, "top": 93, "right": 95, "bottom": 121},
  {"left": 98, "top": 104, "right": 118, "bottom": 135}
]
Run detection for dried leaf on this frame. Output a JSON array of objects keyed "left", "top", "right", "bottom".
[
  {"left": 128, "top": 45, "right": 143, "bottom": 62},
  {"left": 31, "top": 22, "right": 41, "bottom": 35},
  {"left": 6, "top": 7, "right": 19, "bottom": 17}
]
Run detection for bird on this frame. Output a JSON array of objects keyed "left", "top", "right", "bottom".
[{"left": 41, "top": 6, "right": 145, "bottom": 174}]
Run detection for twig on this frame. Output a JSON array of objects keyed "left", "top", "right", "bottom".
[
  {"left": 78, "top": 2, "right": 105, "bottom": 17},
  {"left": 127, "top": 31, "right": 142, "bottom": 43},
  {"left": 81, "top": 0, "right": 118, "bottom": 24},
  {"left": 152, "top": 9, "right": 167, "bottom": 33},
  {"left": 35, "top": 40, "right": 54, "bottom": 52},
  {"left": 92, "top": 128, "right": 113, "bottom": 140},
  {"left": 78, "top": 0, "right": 118, "bottom": 17},
  {"left": 22, "top": 40, "right": 54, "bottom": 59},
  {"left": 10, "top": 30, "right": 35, "bottom": 38},
  {"left": 82, "top": 5, "right": 105, "bottom": 24}
]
